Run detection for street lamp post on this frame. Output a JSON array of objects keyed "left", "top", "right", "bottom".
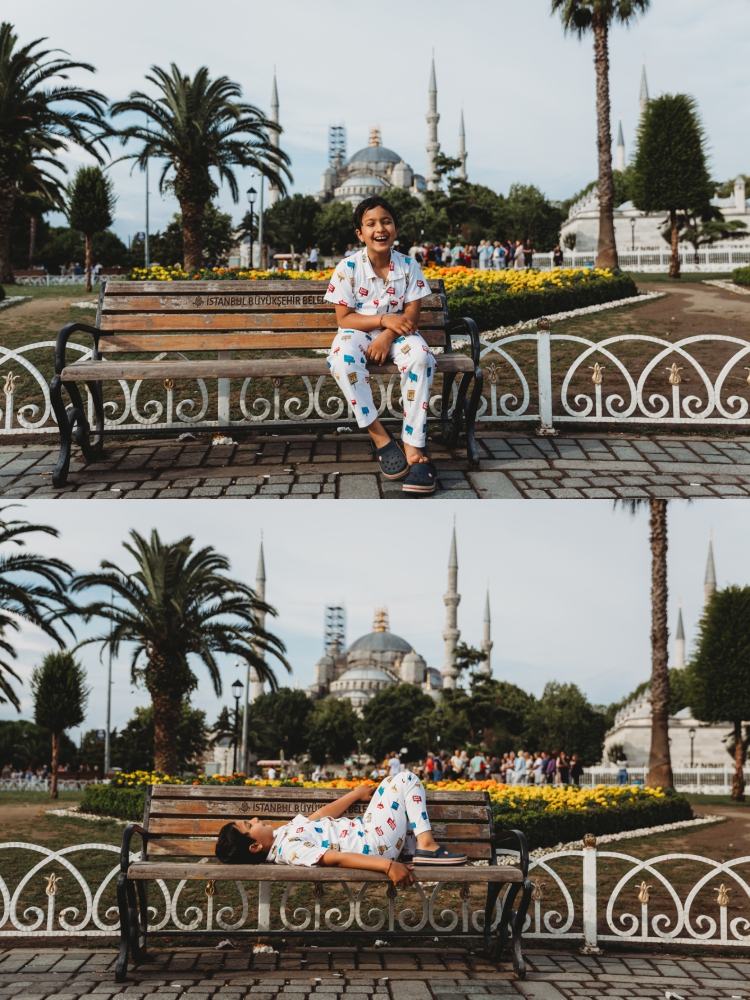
[
  {"left": 630, "top": 217, "right": 636, "bottom": 252},
  {"left": 246, "top": 187, "right": 257, "bottom": 268},
  {"left": 689, "top": 727, "right": 696, "bottom": 768},
  {"left": 231, "top": 678, "right": 243, "bottom": 774},
  {"left": 435, "top": 707, "right": 442, "bottom": 748},
  {"left": 104, "top": 592, "right": 114, "bottom": 775}
]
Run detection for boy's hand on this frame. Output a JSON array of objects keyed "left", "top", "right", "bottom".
[
  {"left": 388, "top": 862, "right": 415, "bottom": 888},
  {"left": 356, "top": 784, "right": 375, "bottom": 803},
  {"left": 366, "top": 329, "right": 397, "bottom": 366},
  {"left": 381, "top": 313, "right": 418, "bottom": 337}
]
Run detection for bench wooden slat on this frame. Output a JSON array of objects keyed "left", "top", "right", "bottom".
[
  {"left": 99, "top": 311, "right": 446, "bottom": 333},
  {"left": 93, "top": 329, "right": 448, "bottom": 353},
  {"left": 146, "top": 817, "right": 490, "bottom": 839},
  {"left": 148, "top": 799, "right": 489, "bottom": 822},
  {"left": 146, "top": 838, "right": 492, "bottom": 859},
  {"left": 104, "top": 280, "right": 444, "bottom": 294},
  {"left": 101, "top": 293, "right": 445, "bottom": 313},
  {"left": 128, "top": 861, "right": 522, "bottom": 883},
  {"left": 61, "top": 356, "right": 474, "bottom": 382},
  {"left": 148, "top": 785, "right": 489, "bottom": 803}
]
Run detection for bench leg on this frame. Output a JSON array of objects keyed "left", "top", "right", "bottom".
[
  {"left": 463, "top": 366, "right": 483, "bottom": 468},
  {"left": 51, "top": 377, "right": 99, "bottom": 486},
  {"left": 440, "top": 372, "right": 457, "bottom": 444},
  {"left": 486, "top": 878, "right": 531, "bottom": 979},
  {"left": 115, "top": 876, "right": 147, "bottom": 982},
  {"left": 115, "top": 873, "right": 131, "bottom": 982}
]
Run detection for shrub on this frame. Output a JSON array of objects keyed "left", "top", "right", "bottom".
[
  {"left": 733, "top": 266, "right": 750, "bottom": 286},
  {"left": 492, "top": 787, "right": 692, "bottom": 850},
  {"left": 80, "top": 783, "right": 146, "bottom": 821}
]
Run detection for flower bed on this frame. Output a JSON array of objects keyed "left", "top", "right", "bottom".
[
  {"left": 80, "top": 772, "right": 692, "bottom": 847},
  {"left": 121, "top": 264, "right": 637, "bottom": 332}
]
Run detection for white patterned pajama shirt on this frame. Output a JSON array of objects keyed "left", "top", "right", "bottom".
[
  {"left": 271, "top": 771, "right": 432, "bottom": 867},
  {"left": 324, "top": 249, "right": 434, "bottom": 448}
]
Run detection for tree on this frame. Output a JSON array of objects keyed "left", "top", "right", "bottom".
[
  {"left": 38, "top": 226, "right": 128, "bottom": 273},
  {"left": 0, "top": 718, "right": 77, "bottom": 772},
  {"left": 305, "top": 697, "right": 358, "bottom": 764},
  {"left": 65, "top": 166, "right": 116, "bottom": 291},
  {"left": 552, "top": 0, "right": 651, "bottom": 270},
  {"left": 0, "top": 505, "right": 74, "bottom": 709},
  {"left": 97, "top": 703, "right": 210, "bottom": 774},
  {"left": 72, "top": 529, "right": 289, "bottom": 775},
  {"left": 0, "top": 22, "right": 108, "bottom": 282},
  {"left": 676, "top": 208, "right": 747, "bottom": 264},
  {"left": 438, "top": 678, "right": 533, "bottom": 755},
  {"left": 245, "top": 688, "right": 313, "bottom": 760},
  {"left": 524, "top": 682, "right": 609, "bottom": 765},
  {"left": 129, "top": 203, "right": 235, "bottom": 268},
  {"left": 501, "top": 184, "right": 566, "bottom": 251},
  {"left": 263, "top": 194, "right": 320, "bottom": 256},
  {"left": 314, "top": 200, "right": 355, "bottom": 256},
  {"left": 614, "top": 500, "right": 673, "bottom": 788},
  {"left": 632, "top": 94, "right": 713, "bottom": 278},
  {"left": 111, "top": 65, "right": 290, "bottom": 272},
  {"left": 30, "top": 651, "right": 89, "bottom": 798},
  {"left": 359, "top": 684, "right": 436, "bottom": 762},
  {"left": 686, "top": 586, "right": 750, "bottom": 801}
]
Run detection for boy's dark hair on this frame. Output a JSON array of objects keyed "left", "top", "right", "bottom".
[
  {"left": 215, "top": 821, "right": 269, "bottom": 865},
  {"left": 353, "top": 197, "right": 399, "bottom": 232}
]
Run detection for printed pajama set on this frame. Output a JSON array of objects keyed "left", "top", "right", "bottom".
[
  {"left": 324, "top": 249, "right": 434, "bottom": 448},
  {"left": 271, "top": 771, "right": 431, "bottom": 868}
]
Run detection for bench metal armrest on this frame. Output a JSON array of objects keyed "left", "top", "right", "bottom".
[
  {"left": 55, "top": 322, "right": 104, "bottom": 375},
  {"left": 494, "top": 827, "right": 530, "bottom": 879},
  {"left": 120, "top": 823, "right": 148, "bottom": 873},
  {"left": 448, "top": 316, "right": 481, "bottom": 369}
]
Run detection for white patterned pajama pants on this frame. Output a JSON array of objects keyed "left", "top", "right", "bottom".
[
  {"left": 357, "top": 770, "right": 432, "bottom": 861},
  {"left": 327, "top": 329, "right": 435, "bottom": 449}
]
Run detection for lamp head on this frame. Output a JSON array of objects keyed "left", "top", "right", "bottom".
[
  {"left": 689, "top": 727, "right": 696, "bottom": 737},
  {"left": 247, "top": 186, "right": 257, "bottom": 206},
  {"left": 232, "top": 678, "right": 244, "bottom": 699}
]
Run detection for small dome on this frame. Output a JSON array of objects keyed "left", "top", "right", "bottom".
[
  {"left": 401, "top": 649, "right": 424, "bottom": 665},
  {"left": 348, "top": 146, "right": 401, "bottom": 165},
  {"left": 334, "top": 666, "right": 394, "bottom": 684},
  {"left": 316, "top": 653, "right": 334, "bottom": 667},
  {"left": 338, "top": 174, "right": 387, "bottom": 190},
  {"left": 324, "top": 164, "right": 337, "bottom": 176}
]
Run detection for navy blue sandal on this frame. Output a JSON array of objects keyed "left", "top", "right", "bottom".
[
  {"left": 402, "top": 460, "right": 437, "bottom": 495},
  {"left": 373, "top": 431, "right": 409, "bottom": 480},
  {"left": 413, "top": 845, "right": 468, "bottom": 865}
]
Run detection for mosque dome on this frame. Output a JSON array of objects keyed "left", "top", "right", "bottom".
[
  {"left": 400, "top": 648, "right": 426, "bottom": 685},
  {"left": 330, "top": 665, "right": 395, "bottom": 703},
  {"left": 347, "top": 630, "right": 412, "bottom": 655},
  {"left": 348, "top": 145, "right": 402, "bottom": 166}
]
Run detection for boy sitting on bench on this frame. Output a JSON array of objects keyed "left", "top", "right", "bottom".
[
  {"left": 215, "top": 770, "right": 467, "bottom": 887},
  {"left": 324, "top": 197, "right": 438, "bottom": 496}
]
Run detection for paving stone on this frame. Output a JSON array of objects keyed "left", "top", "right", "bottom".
[
  {"left": 549, "top": 488, "right": 584, "bottom": 498},
  {"left": 679, "top": 484, "right": 715, "bottom": 496},
  {"left": 648, "top": 486, "right": 682, "bottom": 497},
  {"left": 582, "top": 488, "right": 616, "bottom": 498},
  {"left": 524, "top": 489, "right": 551, "bottom": 498},
  {"left": 614, "top": 486, "right": 649, "bottom": 497},
  {"left": 468, "top": 471, "right": 522, "bottom": 498},
  {"left": 291, "top": 483, "right": 321, "bottom": 494},
  {"left": 560, "top": 477, "right": 589, "bottom": 487},
  {"left": 124, "top": 488, "right": 159, "bottom": 499},
  {"left": 711, "top": 484, "right": 748, "bottom": 495},
  {"left": 338, "top": 475, "right": 380, "bottom": 499}
]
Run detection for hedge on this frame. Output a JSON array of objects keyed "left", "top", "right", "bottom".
[
  {"left": 447, "top": 273, "right": 638, "bottom": 332},
  {"left": 732, "top": 267, "right": 750, "bottom": 286},
  {"left": 80, "top": 783, "right": 146, "bottom": 821},
  {"left": 493, "top": 790, "right": 693, "bottom": 851}
]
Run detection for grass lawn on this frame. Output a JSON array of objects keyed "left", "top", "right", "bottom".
[{"left": 622, "top": 271, "right": 733, "bottom": 283}]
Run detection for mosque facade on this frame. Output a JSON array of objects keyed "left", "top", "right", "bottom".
[{"left": 306, "top": 526, "right": 492, "bottom": 711}]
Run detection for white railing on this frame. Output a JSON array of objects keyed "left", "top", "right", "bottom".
[
  {"left": 524, "top": 250, "right": 750, "bottom": 273},
  {"left": 2, "top": 840, "right": 748, "bottom": 952},
  {"left": 13, "top": 275, "right": 105, "bottom": 286},
  {"left": 581, "top": 767, "right": 749, "bottom": 795},
  {"left": 0, "top": 778, "right": 100, "bottom": 791},
  {"left": 4, "top": 323, "right": 750, "bottom": 436}
]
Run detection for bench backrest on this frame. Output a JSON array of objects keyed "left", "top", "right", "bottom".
[
  {"left": 141, "top": 784, "right": 494, "bottom": 861},
  {"left": 96, "top": 280, "right": 449, "bottom": 355}
]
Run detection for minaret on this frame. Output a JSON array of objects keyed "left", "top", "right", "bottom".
[
  {"left": 479, "top": 586, "right": 492, "bottom": 677},
  {"left": 616, "top": 117, "right": 625, "bottom": 172},
  {"left": 250, "top": 537, "right": 267, "bottom": 700},
  {"left": 267, "top": 72, "right": 281, "bottom": 207},
  {"left": 674, "top": 600, "right": 685, "bottom": 670},
  {"left": 425, "top": 55, "right": 441, "bottom": 192},
  {"left": 441, "top": 523, "right": 461, "bottom": 689},
  {"left": 638, "top": 58, "right": 649, "bottom": 127},
  {"left": 704, "top": 531, "right": 716, "bottom": 608},
  {"left": 457, "top": 108, "right": 467, "bottom": 181}
]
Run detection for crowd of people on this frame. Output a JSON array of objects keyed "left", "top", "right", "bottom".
[
  {"left": 361, "top": 749, "right": 586, "bottom": 786},
  {"left": 334, "top": 238, "right": 566, "bottom": 271}
]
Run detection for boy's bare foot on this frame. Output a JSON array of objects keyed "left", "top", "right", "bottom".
[{"left": 404, "top": 444, "right": 429, "bottom": 465}]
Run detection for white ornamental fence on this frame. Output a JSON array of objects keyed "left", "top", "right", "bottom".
[
  {"left": 0, "top": 778, "right": 101, "bottom": 792},
  {"left": 531, "top": 249, "right": 750, "bottom": 273},
  {"left": 2, "top": 324, "right": 750, "bottom": 436},
  {"left": 581, "top": 768, "right": 750, "bottom": 796},
  {"left": 1, "top": 840, "right": 748, "bottom": 952}
]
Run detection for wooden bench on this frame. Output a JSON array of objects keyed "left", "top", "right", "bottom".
[
  {"left": 115, "top": 784, "right": 531, "bottom": 982},
  {"left": 50, "top": 279, "right": 483, "bottom": 485}
]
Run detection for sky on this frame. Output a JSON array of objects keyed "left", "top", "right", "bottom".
[
  {"left": 10, "top": 0, "right": 750, "bottom": 246},
  {"left": 1, "top": 499, "right": 747, "bottom": 749}
]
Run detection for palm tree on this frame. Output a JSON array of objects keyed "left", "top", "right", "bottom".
[
  {"left": 73, "top": 529, "right": 289, "bottom": 775},
  {"left": 551, "top": 0, "right": 651, "bottom": 270},
  {"left": 31, "top": 651, "right": 89, "bottom": 798},
  {"left": 614, "top": 499, "right": 673, "bottom": 788},
  {"left": 110, "top": 65, "right": 291, "bottom": 273},
  {"left": 0, "top": 505, "right": 75, "bottom": 709},
  {"left": 0, "top": 22, "right": 108, "bottom": 282}
]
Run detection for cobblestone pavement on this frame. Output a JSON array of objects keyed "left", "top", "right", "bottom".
[
  {"left": 1, "top": 947, "right": 749, "bottom": 999},
  {"left": 2, "top": 432, "right": 750, "bottom": 500}
]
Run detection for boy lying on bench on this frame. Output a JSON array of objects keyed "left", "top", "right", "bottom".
[{"left": 215, "top": 770, "right": 467, "bottom": 887}]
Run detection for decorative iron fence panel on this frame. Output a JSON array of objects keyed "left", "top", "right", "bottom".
[
  {"left": 580, "top": 768, "right": 750, "bottom": 795},
  {"left": 3, "top": 324, "right": 750, "bottom": 437}
]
